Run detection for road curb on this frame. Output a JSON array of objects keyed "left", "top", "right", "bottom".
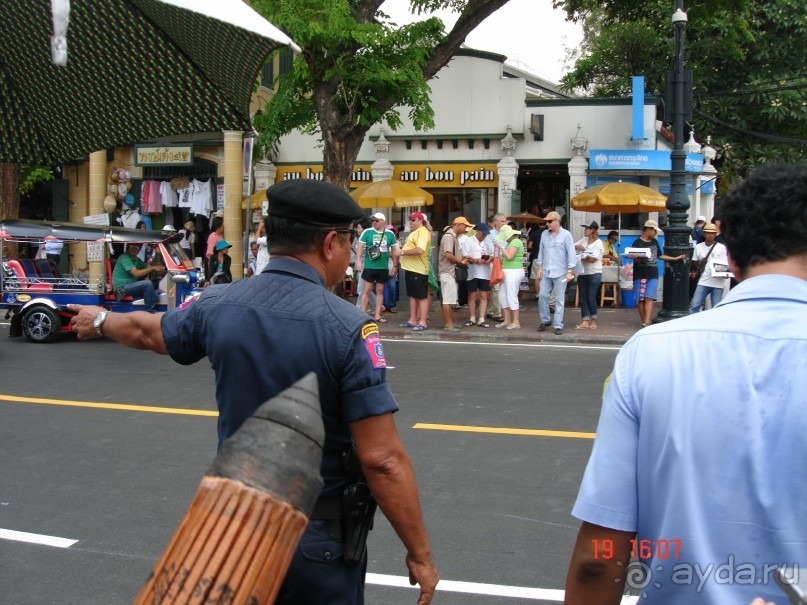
[{"left": 378, "top": 327, "right": 629, "bottom": 346}]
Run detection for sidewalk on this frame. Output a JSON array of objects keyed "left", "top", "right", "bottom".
[{"left": 355, "top": 294, "right": 651, "bottom": 346}]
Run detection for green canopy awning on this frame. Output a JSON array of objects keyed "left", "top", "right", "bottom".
[{"left": 0, "top": 0, "right": 297, "bottom": 165}]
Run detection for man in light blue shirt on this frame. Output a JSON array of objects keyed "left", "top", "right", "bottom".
[
  {"left": 564, "top": 163, "right": 807, "bottom": 605},
  {"left": 536, "top": 211, "right": 576, "bottom": 334}
]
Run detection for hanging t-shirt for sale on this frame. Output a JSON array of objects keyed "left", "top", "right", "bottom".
[{"left": 360, "top": 228, "right": 396, "bottom": 270}]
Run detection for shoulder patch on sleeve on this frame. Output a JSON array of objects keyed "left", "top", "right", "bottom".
[
  {"left": 176, "top": 291, "right": 202, "bottom": 312},
  {"left": 361, "top": 322, "right": 386, "bottom": 369}
]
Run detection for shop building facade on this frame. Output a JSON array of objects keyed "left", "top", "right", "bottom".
[
  {"left": 270, "top": 49, "right": 717, "bottom": 243},
  {"left": 49, "top": 48, "right": 716, "bottom": 280}
]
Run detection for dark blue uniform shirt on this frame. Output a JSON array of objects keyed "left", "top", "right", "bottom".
[{"left": 160, "top": 257, "right": 398, "bottom": 496}]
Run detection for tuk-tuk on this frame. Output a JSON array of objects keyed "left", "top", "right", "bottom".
[{"left": 1, "top": 219, "right": 204, "bottom": 343}]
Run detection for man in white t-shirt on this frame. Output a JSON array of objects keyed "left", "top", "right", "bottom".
[
  {"left": 689, "top": 223, "right": 729, "bottom": 313},
  {"left": 461, "top": 223, "right": 494, "bottom": 327}
]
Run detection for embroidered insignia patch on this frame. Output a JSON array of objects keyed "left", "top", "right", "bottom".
[
  {"left": 176, "top": 291, "right": 201, "bottom": 312},
  {"left": 362, "top": 323, "right": 386, "bottom": 369}
]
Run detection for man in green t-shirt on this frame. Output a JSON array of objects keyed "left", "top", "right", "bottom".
[
  {"left": 355, "top": 212, "right": 398, "bottom": 322},
  {"left": 112, "top": 243, "right": 165, "bottom": 312}
]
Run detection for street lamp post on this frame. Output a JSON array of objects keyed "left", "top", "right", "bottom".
[{"left": 655, "top": 0, "right": 691, "bottom": 323}]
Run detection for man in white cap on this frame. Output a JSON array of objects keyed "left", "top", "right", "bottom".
[
  {"left": 628, "top": 220, "right": 686, "bottom": 327},
  {"left": 355, "top": 212, "right": 398, "bottom": 322}
]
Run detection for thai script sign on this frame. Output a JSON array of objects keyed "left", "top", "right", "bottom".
[
  {"left": 590, "top": 149, "right": 703, "bottom": 173},
  {"left": 135, "top": 145, "right": 194, "bottom": 166}
]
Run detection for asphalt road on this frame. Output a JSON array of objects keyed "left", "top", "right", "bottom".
[{"left": 0, "top": 329, "right": 622, "bottom": 604}]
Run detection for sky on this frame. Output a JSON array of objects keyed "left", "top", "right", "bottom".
[{"left": 380, "top": 0, "right": 584, "bottom": 83}]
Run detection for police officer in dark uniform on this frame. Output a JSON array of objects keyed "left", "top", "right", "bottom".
[{"left": 68, "top": 179, "right": 439, "bottom": 605}]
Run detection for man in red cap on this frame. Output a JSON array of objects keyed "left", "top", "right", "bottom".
[{"left": 398, "top": 212, "right": 432, "bottom": 330}]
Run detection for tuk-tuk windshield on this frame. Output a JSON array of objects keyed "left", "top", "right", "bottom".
[{"left": 164, "top": 241, "right": 194, "bottom": 268}]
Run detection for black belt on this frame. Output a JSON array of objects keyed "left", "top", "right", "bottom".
[{"left": 310, "top": 495, "right": 342, "bottom": 520}]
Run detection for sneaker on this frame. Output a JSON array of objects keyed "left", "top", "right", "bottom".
[
  {"left": 554, "top": 327, "right": 563, "bottom": 335},
  {"left": 538, "top": 322, "right": 550, "bottom": 332}
]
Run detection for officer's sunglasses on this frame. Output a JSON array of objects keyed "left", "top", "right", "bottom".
[{"left": 321, "top": 227, "right": 357, "bottom": 243}]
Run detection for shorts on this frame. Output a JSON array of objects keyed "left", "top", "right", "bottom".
[
  {"left": 466, "top": 278, "right": 490, "bottom": 293},
  {"left": 405, "top": 271, "right": 429, "bottom": 300},
  {"left": 634, "top": 278, "right": 659, "bottom": 301},
  {"left": 439, "top": 274, "right": 458, "bottom": 305},
  {"left": 529, "top": 259, "right": 540, "bottom": 280},
  {"left": 361, "top": 268, "right": 389, "bottom": 284}
]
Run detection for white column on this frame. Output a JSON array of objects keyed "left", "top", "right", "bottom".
[
  {"left": 253, "top": 160, "right": 277, "bottom": 193},
  {"left": 497, "top": 157, "right": 518, "bottom": 215},
  {"left": 568, "top": 155, "right": 589, "bottom": 241}
]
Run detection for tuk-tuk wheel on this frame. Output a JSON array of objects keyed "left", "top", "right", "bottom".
[{"left": 22, "top": 306, "right": 60, "bottom": 343}]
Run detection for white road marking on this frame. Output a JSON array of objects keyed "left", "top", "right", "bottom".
[
  {"left": 384, "top": 339, "right": 621, "bottom": 351},
  {"left": 366, "top": 573, "right": 638, "bottom": 603},
  {"left": 0, "top": 528, "right": 78, "bottom": 548},
  {"left": 0, "top": 529, "right": 642, "bottom": 603}
]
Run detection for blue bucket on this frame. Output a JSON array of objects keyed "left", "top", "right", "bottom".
[{"left": 621, "top": 287, "right": 637, "bottom": 308}]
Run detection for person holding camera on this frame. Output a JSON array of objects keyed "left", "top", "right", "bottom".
[{"left": 355, "top": 212, "right": 397, "bottom": 322}]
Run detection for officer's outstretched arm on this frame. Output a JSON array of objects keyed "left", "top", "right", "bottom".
[
  {"left": 68, "top": 305, "right": 168, "bottom": 354},
  {"left": 350, "top": 413, "right": 439, "bottom": 604}
]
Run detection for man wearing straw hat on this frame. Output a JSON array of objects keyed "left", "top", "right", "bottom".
[
  {"left": 536, "top": 211, "right": 577, "bottom": 335},
  {"left": 68, "top": 179, "right": 439, "bottom": 605}
]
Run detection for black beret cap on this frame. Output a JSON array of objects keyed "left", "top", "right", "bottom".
[{"left": 267, "top": 179, "right": 365, "bottom": 227}]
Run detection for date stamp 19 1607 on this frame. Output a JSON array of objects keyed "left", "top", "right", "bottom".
[{"left": 592, "top": 538, "right": 683, "bottom": 560}]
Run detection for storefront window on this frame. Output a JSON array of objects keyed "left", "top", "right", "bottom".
[
  {"left": 601, "top": 212, "right": 642, "bottom": 232},
  {"left": 600, "top": 210, "right": 669, "bottom": 232}
]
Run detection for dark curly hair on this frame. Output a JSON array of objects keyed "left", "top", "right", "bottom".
[{"left": 716, "top": 163, "right": 807, "bottom": 272}]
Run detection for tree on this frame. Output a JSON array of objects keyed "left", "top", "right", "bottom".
[
  {"left": 554, "top": 0, "right": 807, "bottom": 184},
  {"left": 250, "top": 0, "right": 512, "bottom": 190},
  {"left": 0, "top": 164, "right": 20, "bottom": 221}
]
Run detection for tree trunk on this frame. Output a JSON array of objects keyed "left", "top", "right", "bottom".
[
  {"left": 321, "top": 128, "right": 367, "bottom": 191},
  {"left": 0, "top": 163, "right": 21, "bottom": 220}
]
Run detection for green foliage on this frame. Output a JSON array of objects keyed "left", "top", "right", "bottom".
[
  {"left": 249, "top": 0, "right": 510, "bottom": 186},
  {"left": 555, "top": 0, "right": 807, "bottom": 181},
  {"left": 19, "top": 166, "right": 53, "bottom": 196},
  {"left": 252, "top": 0, "right": 443, "bottom": 144}
]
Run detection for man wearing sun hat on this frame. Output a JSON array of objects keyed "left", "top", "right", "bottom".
[
  {"left": 689, "top": 222, "right": 729, "bottom": 313},
  {"left": 68, "top": 179, "right": 439, "bottom": 605},
  {"left": 536, "top": 211, "right": 577, "bottom": 335},
  {"left": 438, "top": 216, "right": 473, "bottom": 331},
  {"left": 628, "top": 219, "right": 686, "bottom": 327}
]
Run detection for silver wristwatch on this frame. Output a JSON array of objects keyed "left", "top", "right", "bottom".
[{"left": 93, "top": 311, "right": 108, "bottom": 337}]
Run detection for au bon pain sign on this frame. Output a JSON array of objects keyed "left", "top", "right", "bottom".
[{"left": 275, "top": 164, "right": 498, "bottom": 188}]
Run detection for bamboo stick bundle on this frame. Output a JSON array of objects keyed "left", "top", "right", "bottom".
[{"left": 134, "top": 373, "right": 325, "bottom": 605}]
